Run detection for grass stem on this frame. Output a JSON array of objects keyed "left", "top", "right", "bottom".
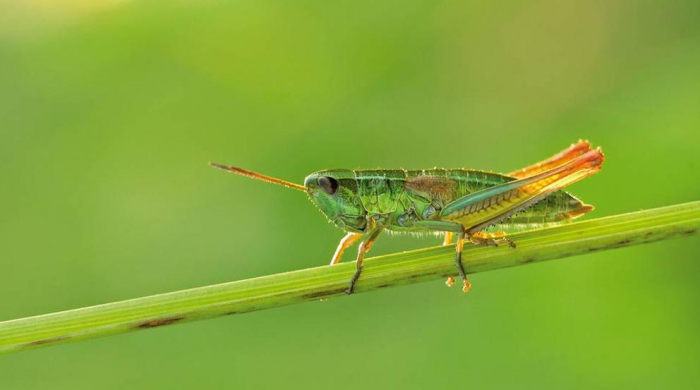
[{"left": 1, "top": 201, "right": 698, "bottom": 355}]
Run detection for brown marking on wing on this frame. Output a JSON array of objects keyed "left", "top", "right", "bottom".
[{"left": 405, "top": 176, "right": 457, "bottom": 197}]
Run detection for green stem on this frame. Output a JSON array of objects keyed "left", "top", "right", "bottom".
[{"left": 1, "top": 201, "right": 699, "bottom": 355}]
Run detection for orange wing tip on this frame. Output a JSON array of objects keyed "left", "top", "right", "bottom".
[
  {"left": 571, "top": 139, "right": 591, "bottom": 152},
  {"left": 552, "top": 140, "right": 593, "bottom": 164},
  {"left": 508, "top": 140, "right": 595, "bottom": 178},
  {"left": 575, "top": 148, "right": 605, "bottom": 169}
]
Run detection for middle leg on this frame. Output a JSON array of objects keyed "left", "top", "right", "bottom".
[
  {"left": 414, "top": 220, "right": 468, "bottom": 291},
  {"left": 443, "top": 232, "right": 457, "bottom": 287},
  {"left": 454, "top": 230, "right": 471, "bottom": 293},
  {"left": 345, "top": 225, "right": 384, "bottom": 295}
]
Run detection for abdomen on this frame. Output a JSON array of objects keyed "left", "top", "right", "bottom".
[{"left": 394, "top": 169, "right": 592, "bottom": 231}]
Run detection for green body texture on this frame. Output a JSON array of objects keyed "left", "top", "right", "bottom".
[{"left": 304, "top": 168, "right": 589, "bottom": 235}]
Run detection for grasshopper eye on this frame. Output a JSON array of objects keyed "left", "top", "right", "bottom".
[{"left": 318, "top": 176, "right": 339, "bottom": 195}]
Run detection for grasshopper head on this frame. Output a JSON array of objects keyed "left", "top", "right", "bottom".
[
  {"left": 209, "top": 163, "right": 367, "bottom": 233},
  {"left": 304, "top": 169, "right": 367, "bottom": 232}
]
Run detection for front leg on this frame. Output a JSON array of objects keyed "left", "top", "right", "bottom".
[{"left": 330, "top": 232, "right": 362, "bottom": 265}]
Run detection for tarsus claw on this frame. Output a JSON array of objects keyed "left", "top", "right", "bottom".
[{"left": 462, "top": 279, "right": 472, "bottom": 293}]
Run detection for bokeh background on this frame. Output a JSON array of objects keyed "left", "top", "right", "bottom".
[{"left": 1, "top": 0, "right": 699, "bottom": 388}]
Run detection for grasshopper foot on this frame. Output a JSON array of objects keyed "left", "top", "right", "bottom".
[
  {"left": 462, "top": 278, "right": 472, "bottom": 293},
  {"left": 470, "top": 232, "right": 517, "bottom": 248},
  {"left": 446, "top": 276, "right": 471, "bottom": 292},
  {"left": 453, "top": 233, "right": 473, "bottom": 293}
]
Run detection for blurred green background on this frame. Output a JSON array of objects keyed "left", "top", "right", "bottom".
[{"left": 1, "top": 0, "right": 699, "bottom": 388}]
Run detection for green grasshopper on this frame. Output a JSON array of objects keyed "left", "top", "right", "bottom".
[{"left": 211, "top": 140, "right": 604, "bottom": 295}]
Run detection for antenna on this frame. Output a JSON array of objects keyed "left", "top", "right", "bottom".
[{"left": 209, "top": 163, "right": 306, "bottom": 192}]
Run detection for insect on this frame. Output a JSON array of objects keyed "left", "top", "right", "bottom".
[{"left": 211, "top": 140, "right": 604, "bottom": 295}]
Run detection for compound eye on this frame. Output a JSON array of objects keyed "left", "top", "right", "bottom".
[{"left": 317, "top": 176, "right": 339, "bottom": 195}]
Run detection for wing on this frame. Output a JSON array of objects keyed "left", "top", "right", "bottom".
[
  {"left": 507, "top": 140, "right": 591, "bottom": 179},
  {"left": 440, "top": 148, "right": 604, "bottom": 233}
]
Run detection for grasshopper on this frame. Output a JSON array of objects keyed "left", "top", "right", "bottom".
[{"left": 211, "top": 140, "right": 604, "bottom": 295}]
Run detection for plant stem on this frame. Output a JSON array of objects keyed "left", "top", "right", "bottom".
[{"left": 1, "top": 201, "right": 699, "bottom": 355}]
